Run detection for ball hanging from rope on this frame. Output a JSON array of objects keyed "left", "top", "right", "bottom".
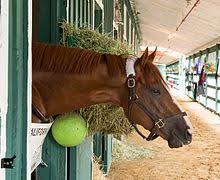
[{"left": 51, "top": 113, "right": 87, "bottom": 147}]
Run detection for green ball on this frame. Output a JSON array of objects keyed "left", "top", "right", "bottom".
[{"left": 52, "top": 113, "right": 87, "bottom": 147}]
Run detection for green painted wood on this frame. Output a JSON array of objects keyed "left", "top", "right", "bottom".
[
  {"left": 68, "top": 137, "right": 93, "bottom": 180},
  {"left": 102, "top": 135, "right": 112, "bottom": 174},
  {"left": 103, "top": 0, "right": 114, "bottom": 36},
  {"left": 215, "top": 45, "right": 220, "bottom": 112},
  {"left": 179, "top": 57, "right": 186, "bottom": 92},
  {"left": 93, "top": 133, "right": 102, "bottom": 159},
  {"left": 126, "top": 11, "right": 129, "bottom": 43},
  {"left": 39, "top": 0, "right": 66, "bottom": 44},
  {"left": 157, "top": 64, "right": 166, "bottom": 80},
  {"left": 189, "top": 44, "right": 219, "bottom": 59},
  {"left": 84, "top": 0, "right": 88, "bottom": 26},
  {"left": 75, "top": 0, "right": 79, "bottom": 28},
  {"left": 35, "top": 0, "right": 67, "bottom": 179},
  {"left": 124, "top": 0, "right": 141, "bottom": 42},
  {"left": 130, "top": 24, "right": 133, "bottom": 45},
  {"left": 6, "top": 0, "right": 28, "bottom": 179},
  {"left": 205, "top": 49, "right": 209, "bottom": 107},
  {"left": 94, "top": 3, "right": 103, "bottom": 33},
  {"left": 69, "top": 0, "right": 76, "bottom": 24},
  {"left": 119, "top": 0, "right": 124, "bottom": 42},
  {"left": 79, "top": 0, "right": 83, "bottom": 27},
  {"left": 36, "top": 133, "right": 66, "bottom": 180},
  {"left": 89, "top": 0, "right": 95, "bottom": 29},
  {"left": 187, "top": 57, "right": 192, "bottom": 97}
]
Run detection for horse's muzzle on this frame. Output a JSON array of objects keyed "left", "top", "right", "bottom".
[{"left": 168, "top": 129, "right": 192, "bottom": 148}]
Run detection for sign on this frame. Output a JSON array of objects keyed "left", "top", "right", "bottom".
[{"left": 30, "top": 123, "right": 53, "bottom": 172}]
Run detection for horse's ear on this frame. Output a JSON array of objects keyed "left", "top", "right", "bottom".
[
  {"left": 148, "top": 47, "right": 157, "bottom": 62},
  {"left": 140, "top": 47, "right": 148, "bottom": 61}
]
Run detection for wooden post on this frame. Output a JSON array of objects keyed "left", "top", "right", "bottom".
[
  {"left": 103, "top": 0, "right": 114, "bottom": 36},
  {"left": 35, "top": 1, "right": 67, "bottom": 179},
  {"left": 205, "top": 49, "right": 209, "bottom": 107},
  {"left": 6, "top": 0, "right": 30, "bottom": 179},
  {"left": 215, "top": 45, "right": 220, "bottom": 113},
  {"left": 68, "top": 137, "right": 93, "bottom": 180}
]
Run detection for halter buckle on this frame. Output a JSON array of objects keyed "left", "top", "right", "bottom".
[
  {"left": 155, "top": 119, "right": 165, "bottom": 129},
  {"left": 127, "top": 77, "right": 135, "bottom": 88}
]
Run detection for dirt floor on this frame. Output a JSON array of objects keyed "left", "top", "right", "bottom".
[{"left": 103, "top": 91, "right": 220, "bottom": 180}]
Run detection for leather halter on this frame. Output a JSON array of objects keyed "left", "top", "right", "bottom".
[
  {"left": 32, "top": 105, "right": 53, "bottom": 123},
  {"left": 126, "top": 74, "right": 187, "bottom": 141}
]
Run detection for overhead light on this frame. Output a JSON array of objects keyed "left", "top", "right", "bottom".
[{"left": 168, "top": 33, "right": 175, "bottom": 40}]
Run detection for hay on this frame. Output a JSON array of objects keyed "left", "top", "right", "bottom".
[
  {"left": 61, "top": 22, "right": 133, "bottom": 136},
  {"left": 112, "top": 138, "right": 152, "bottom": 161},
  {"left": 93, "top": 156, "right": 107, "bottom": 179}
]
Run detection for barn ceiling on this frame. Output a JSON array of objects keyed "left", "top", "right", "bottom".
[{"left": 134, "top": 0, "right": 220, "bottom": 64}]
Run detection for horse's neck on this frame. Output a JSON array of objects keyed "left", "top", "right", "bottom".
[{"left": 32, "top": 70, "right": 126, "bottom": 116}]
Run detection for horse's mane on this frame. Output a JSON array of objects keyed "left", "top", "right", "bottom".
[
  {"left": 32, "top": 43, "right": 165, "bottom": 85},
  {"left": 32, "top": 42, "right": 126, "bottom": 76}
]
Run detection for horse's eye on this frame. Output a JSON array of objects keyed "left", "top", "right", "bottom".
[{"left": 152, "top": 89, "right": 160, "bottom": 96}]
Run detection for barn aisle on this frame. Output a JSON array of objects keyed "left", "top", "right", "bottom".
[{"left": 107, "top": 92, "right": 220, "bottom": 180}]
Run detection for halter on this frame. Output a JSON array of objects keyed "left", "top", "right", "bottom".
[{"left": 126, "top": 56, "right": 187, "bottom": 141}]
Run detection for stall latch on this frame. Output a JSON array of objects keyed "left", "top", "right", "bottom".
[{"left": 1, "top": 155, "right": 16, "bottom": 169}]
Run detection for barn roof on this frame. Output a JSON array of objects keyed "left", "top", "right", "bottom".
[{"left": 134, "top": 0, "right": 220, "bottom": 64}]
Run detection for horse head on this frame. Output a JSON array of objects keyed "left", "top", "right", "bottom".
[{"left": 122, "top": 47, "right": 193, "bottom": 148}]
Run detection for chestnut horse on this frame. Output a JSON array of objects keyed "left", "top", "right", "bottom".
[{"left": 32, "top": 42, "right": 192, "bottom": 148}]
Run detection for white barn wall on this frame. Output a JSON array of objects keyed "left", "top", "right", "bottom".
[
  {"left": 0, "top": 0, "right": 9, "bottom": 179},
  {"left": 27, "top": 0, "right": 32, "bottom": 179}
]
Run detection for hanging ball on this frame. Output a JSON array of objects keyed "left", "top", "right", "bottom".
[{"left": 51, "top": 113, "right": 87, "bottom": 147}]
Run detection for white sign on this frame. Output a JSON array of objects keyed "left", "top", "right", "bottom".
[{"left": 30, "top": 123, "right": 53, "bottom": 172}]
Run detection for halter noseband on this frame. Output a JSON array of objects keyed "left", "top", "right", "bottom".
[{"left": 126, "top": 57, "right": 187, "bottom": 141}]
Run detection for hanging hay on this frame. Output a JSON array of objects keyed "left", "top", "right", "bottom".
[
  {"left": 61, "top": 22, "right": 133, "bottom": 136},
  {"left": 112, "top": 138, "right": 152, "bottom": 161}
]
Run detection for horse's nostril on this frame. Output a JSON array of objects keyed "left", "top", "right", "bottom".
[{"left": 185, "top": 129, "right": 192, "bottom": 142}]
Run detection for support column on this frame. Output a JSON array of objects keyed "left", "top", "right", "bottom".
[{"left": 103, "top": 0, "right": 114, "bottom": 36}]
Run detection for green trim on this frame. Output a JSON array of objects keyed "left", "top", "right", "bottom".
[
  {"left": 126, "top": 11, "right": 129, "bottom": 43},
  {"left": 93, "top": 133, "right": 102, "bottom": 158},
  {"left": 188, "top": 44, "right": 219, "bottom": 59},
  {"left": 75, "top": 0, "right": 79, "bottom": 28},
  {"left": 215, "top": 45, "right": 220, "bottom": 112},
  {"left": 102, "top": 135, "right": 112, "bottom": 174},
  {"left": 103, "top": 0, "right": 114, "bottom": 36},
  {"left": 39, "top": 0, "right": 66, "bottom": 44},
  {"left": 124, "top": 0, "right": 141, "bottom": 42},
  {"left": 6, "top": 0, "right": 28, "bottom": 179},
  {"left": 69, "top": 0, "right": 76, "bottom": 23},
  {"left": 35, "top": 1, "right": 67, "bottom": 179},
  {"left": 94, "top": 2, "right": 103, "bottom": 33},
  {"left": 36, "top": 134, "right": 66, "bottom": 180},
  {"left": 205, "top": 49, "right": 209, "bottom": 107},
  {"left": 68, "top": 137, "right": 93, "bottom": 180}
]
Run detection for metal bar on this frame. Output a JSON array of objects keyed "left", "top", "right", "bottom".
[
  {"left": 205, "top": 48, "right": 209, "bottom": 107},
  {"left": 176, "top": 0, "right": 200, "bottom": 31},
  {"left": 187, "top": 57, "right": 191, "bottom": 97},
  {"left": 124, "top": 0, "right": 141, "bottom": 42},
  {"left": 207, "top": 84, "right": 220, "bottom": 90},
  {"left": 103, "top": 0, "right": 114, "bottom": 36},
  {"left": 187, "top": 44, "right": 219, "bottom": 59},
  {"left": 215, "top": 45, "right": 220, "bottom": 112},
  {"left": 75, "top": 0, "right": 79, "bottom": 28}
]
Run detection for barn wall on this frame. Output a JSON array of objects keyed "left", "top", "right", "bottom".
[
  {"left": 0, "top": 0, "right": 9, "bottom": 179},
  {"left": 171, "top": 44, "right": 220, "bottom": 115},
  {"left": 0, "top": 0, "right": 32, "bottom": 179},
  {"left": 186, "top": 44, "right": 220, "bottom": 113}
]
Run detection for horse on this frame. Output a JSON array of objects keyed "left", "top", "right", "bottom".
[{"left": 32, "top": 42, "right": 192, "bottom": 148}]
